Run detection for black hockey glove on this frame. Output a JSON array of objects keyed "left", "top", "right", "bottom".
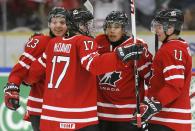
[
  {"left": 4, "top": 83, "right": 20, "bottom": 110},
  {"left": 131, "top": 97, "right": 162, "bottom": 126},
  {"left": 116, "top": 44, "right": 143, "bottom": 62}
]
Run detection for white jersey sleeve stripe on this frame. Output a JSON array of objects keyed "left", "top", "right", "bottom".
[
  {"left": 137, "top": 62, "right": 152, "bottom": 71},
  {"left": 165, "top": 75, "right": 184, "bottom": 80},
  {"left": 42, "top": 52, "right": 47, "bottom": 59},
  {"left": 38, "top": 57, "right": 46, "bottom": 68},
  {"left": 86, "top": 53, "right": 99, "bottom": 71},
  {"left": 81, "top": 52, "right": 98, "bottom": 64},
  {"left": 86, "top": 56, "right": 94, "bottom": 71},
  {"left": 22, "top": 52, "right": 36, "bottom": 61},
  {"left": 27, "top": 106, "right": 42, "bottom": 113},
  {"left": 144, "top": 71, "right": 151, "bottom": 79},
  {"left": 163, "top": 65, "right": 185, "bottom": 73},
  {"left": 18, "top": 60, "right": 30, "bottom": 69},
  {"left": 28, "top": 96, "right": 43, "bottom": 103}
]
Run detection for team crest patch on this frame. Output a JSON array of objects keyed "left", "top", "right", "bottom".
[{"left": 99, "top": 71, "right": 122, "bottom": 87}]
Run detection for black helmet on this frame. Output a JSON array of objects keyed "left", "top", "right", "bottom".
[
  {"left": 67, "top": 8, "right": 94, "bottom": 36},
  {"left": 103, "top": 11, "right": 128, "bottom": 31},
  {"left": 152, "top": 8, "right": 184, "bottom": 35},
  {"left": 48, "top": 7, "right": 68, "bottom": 22}
]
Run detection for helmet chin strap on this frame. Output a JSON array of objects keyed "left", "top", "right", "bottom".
[
  {"left": 162, "top": 30, "right": 175, "bottom": 43},
  {"left": 162, "top": 31, "right": 169, "bottom": 43}
]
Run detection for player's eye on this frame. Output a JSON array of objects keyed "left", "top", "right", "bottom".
[{"left": 60, "top": 21, "right": 66, "bottom": 25}]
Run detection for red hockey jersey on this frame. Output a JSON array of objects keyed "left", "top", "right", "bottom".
[
  {"left": 95, "top": 34, "right": 153, "bottom": 122},
  {"left": 26, "top": 35, "right": 124, "bottom": 130},
  {"left": 8, "top": 34, "right": 51, "bottom": 116},
  {"left": 148, "top": 39, "right": 192, "bottom": 131},
  {"left": 46, "top": 0, "right": 84, "bottom": 10}
]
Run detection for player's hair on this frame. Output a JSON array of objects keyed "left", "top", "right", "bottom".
[
  {"left": 152, "top": 8, "right": 184, "bottom": 35},
  {"left": 103, "top": 11, "right": 128, "bottom": 32}
]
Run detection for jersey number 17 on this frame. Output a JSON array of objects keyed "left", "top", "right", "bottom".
[{"left": 48, "top": 56, "right": 70, "bottom": 89}]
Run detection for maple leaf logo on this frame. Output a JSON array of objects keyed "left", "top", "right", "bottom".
[{"left": 99, "top": 71, "right": 121, "bottom": 87}]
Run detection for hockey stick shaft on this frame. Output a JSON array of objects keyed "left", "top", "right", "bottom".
[
  {"left": 130, "top": 0, "right": 141, "bottom": 128},
  {"left": 155, "top": 34, "right": 158, "bottom": 54},
  {"left": 84, "top": 0, "right": 94, "bottom": 14}
]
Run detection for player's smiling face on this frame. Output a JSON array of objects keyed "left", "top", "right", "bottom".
[
  {"left": 106, "top": 22, "right": 124, "bottom": 42},
  {"left": 49, "top": 17, "right": 68, "bottom": 37}
]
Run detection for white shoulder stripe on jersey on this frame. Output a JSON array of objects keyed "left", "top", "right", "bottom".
[
  {"left": 27, "top": 106, "right": 42, "bottom": 113},
  {"left": 22, "top": 52, "right": 36, "bottom": 61},
  {"left": 97, "top": 102, "right": 136, "bottom": 108},
  {"left": 98, "top": 112, "right": 133, "bottom": 118},
  {"left": 42, "top": 104, "right": 97, "bottom": 112},
  {"left": 151, "top": 116, "right": 192, "bottom": 124},
  {"left": 165, "top": 75, "right": 184, "bottom": 80},
  {"left": 38, "top": 57, "right": 46, "bottom": 68},
  {"left": 162, "top": 107, "right": 191, "bottom": 113},
  {"left": 28, "top": 96, "right": 43, "bottom": 103},
  {"left": 163, "top": 65, "right": 185, "bottom": 73},
  {"left": 19, "top": 61, "right": 30, "bottom": 69},
  {"left": 137, "top": 62, "right": 152, "bottom": 71},
  {"left": 41, "top": 115, "right": 98, "bottom": 123}
]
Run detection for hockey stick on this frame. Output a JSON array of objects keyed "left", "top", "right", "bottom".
[
  {"left": 155, "top": 34, "right": 158, "bottom": 54},
  {"left": 84, "top": 0, "right": 94, "bottom": 14},
  {"left": 130, "top": 0, "right": 141, "bottom": 128}
]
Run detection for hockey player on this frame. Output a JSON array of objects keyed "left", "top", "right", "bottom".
[
  {"left": 95, "top": 11, "right": 153, "bottom": 131},
  {"left": 132, "top": 9, "right": 192, "bottom": 131},
  {"left": 3, "top": 7, "right": 69, "bottom": 131},
  {"left": 66, "top": 9, "right": 94, "bottom": 37},
  {"left": 24, "top": 9, "right": 144, "bottom": 131}
]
